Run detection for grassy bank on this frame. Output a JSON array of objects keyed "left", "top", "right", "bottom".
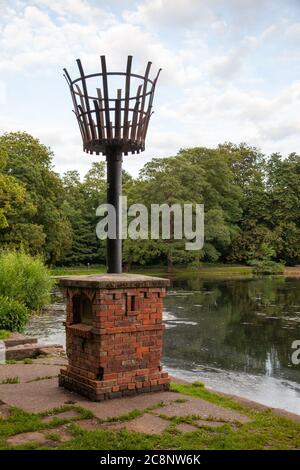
[
  {"left": 51, "top": 264, "right": 253, "bottom": 278},
  {"left": 0, "top": 382, "right": 299, "bottom": 450}
]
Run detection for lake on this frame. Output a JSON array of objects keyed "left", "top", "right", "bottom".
[{"left": 24, "top": 274, "right": 300, "bottom": 413}]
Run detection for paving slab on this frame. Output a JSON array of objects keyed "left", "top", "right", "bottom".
[
  {"left": 33, "top": 357, "right": 68, "bottom": 366},
  {"left": 83, "top": 392, "right": 179, "bottom": 420},
  {"left": 41, "top": 409, "right": 81, "bottom": 423},
  {"left": 0, "top": 378, "right": 87, "bottom": 412},
  {"left": 76, "top": 418, "right": 101, "bottom": 430},
  {"left": 0, "top": 364, "right": 64, "bottom": 383},
  {"left": 7, "top": 425, "right": 73, "bottom": 447},
  {"left": 105, "top": 414, "right": 171, "bottom": 435},
  {"left": 0, "top": 373, "right": 251, "bottom": 425},
  {"left": 0, "top": 377, "right": 172, "bottom": 415},
  {"left": 0, "top": 403, "right": 11, "bottom": 419},
  {"left": 44, "top": 425, "right": 73, "bottom": 442},
  {"left": 3, "top": 333, "right": 37, "bottom": 347},
  {"left": 154, "top": 397, "right": 250, "bottom": 423},
  {"left": 38, "top": 346, "right": 65, "bottom": 356},
  {"left": 7, "top": 431, "right": 48, "bottom": 447},
  {"left": 195, "top": 419, "right": 227, "bottom": 428},
  {"left": 176, "top": 423, "right": 199, "bottom": 433}
]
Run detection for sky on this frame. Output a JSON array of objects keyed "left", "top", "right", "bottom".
[{"left": 1, "top": 0, "right": 300, "bottom": 177}]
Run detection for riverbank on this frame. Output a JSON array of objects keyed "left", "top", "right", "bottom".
[
  {"left": 0, "top": 355, "right": 299, "bottom": 450},
  {"left": 51, "top": 264, "right": 300, "bottom": 279},
  {"left": 52, "top": 264, "right": 253, "bottom": 278}
]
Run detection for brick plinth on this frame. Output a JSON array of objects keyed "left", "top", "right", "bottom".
[{"left": 58, "top": 274, "right": 170, "bottom": 401}]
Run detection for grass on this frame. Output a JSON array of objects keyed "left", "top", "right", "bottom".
[
  {"left": 26, "top": 375, "right": 58, "bottom": 383},
  {"left": 51, "top": 264, "right": 253, "bottom": 278},
  {"left": 0, "top": 384, "right": 299, "bottom": 450},
  {"left": 51, "top": 265, "right": 106, "bottom": 276},
  {"left": 170, "top": 382, "right": 249, "bottom": 414},
  {"left": 6, "top": 358, "right": 33, "bottom": 365},
  {"left": 0, "top": 330, "right": 10, "bottom": 340},
  {"left": 1, "top": 377, "right": 19, "bottom": 384}
]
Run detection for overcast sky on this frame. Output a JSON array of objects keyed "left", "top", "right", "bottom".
[{"left": 1, "top": 0, "right": 300, "bottom": 177}]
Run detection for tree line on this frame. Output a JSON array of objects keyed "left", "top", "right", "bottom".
[{"left": 1, "top": 131, "right": 300, "bottom": 269}]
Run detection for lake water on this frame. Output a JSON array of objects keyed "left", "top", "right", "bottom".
[{"left": 24, "top": 275, "right": 300, "bottom": 414}]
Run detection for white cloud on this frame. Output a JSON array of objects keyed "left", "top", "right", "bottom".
[
  {"left": 286, "top": 22, "right": 300, "bottom": 39},
  {"left": 123, "top": 0, "right": 215, "bottom": 29},
  {"left": 32, "top": 0, "right": 114, "bottom": 23},
  {"left": 0, "top": 0, "right": 299, "bottom": 177}
]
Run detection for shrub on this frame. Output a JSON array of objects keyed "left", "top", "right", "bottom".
[
  {"left": 250, "top": 260, "right": 285, "bottom": 275},
  {"left": 0, "top": 329, "right": 10, "bottom": 340},
  {"left": 0, "top": 251, "right": 54, "bottom": 310},
  {"left": 0, "top": 297, "right": 29, "bottom": 332}
]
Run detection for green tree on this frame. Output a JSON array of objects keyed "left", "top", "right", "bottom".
[
  {"left": 123, "top": 147, "right": 241, "bottom": 270},
  {"left": 0, "top": 146, "right": 27, "bottom": 230},
  {"left": 59, "top": 162, "right": 106, "bottom": 266},
  {"left": 0, "top": 132, "right": 72, "bottom": 264}
]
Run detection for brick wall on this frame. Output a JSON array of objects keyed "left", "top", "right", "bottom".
[{"left": 59, "top": 277, "right": 170, "bottom": 401}]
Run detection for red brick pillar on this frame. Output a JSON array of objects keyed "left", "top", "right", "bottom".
[{"left": 58, "top": 274, "right": 170, "bottom": 400}]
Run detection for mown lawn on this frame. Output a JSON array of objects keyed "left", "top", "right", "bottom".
[
  {"left": 0, "top": 382, "right": 299, "bottom": 450},
  {"left": 51, "top": 264, "right": 253, "bottom": 278}
]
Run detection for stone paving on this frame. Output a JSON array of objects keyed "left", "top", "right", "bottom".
[
  {"left": 41, "top": 409, "right": 81, "bottom": 423},
  {"left": 105, "top": 414, "right": 172, "bottom": 434},
  {"left": 152, "top": 398, "right": 249, "bottom": 422},
  {"left": 0, "top": 356, "right": 299, "bottom": 448},
  {"left": 0, "top": 363, "right": 63, "bottom": 384},
  {"left": 6, "top": 425, "right": 73, "bottom": 447}
]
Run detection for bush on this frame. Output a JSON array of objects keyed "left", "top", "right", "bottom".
[
  {"left": 250, "top": 260, "right": 285, "bottom": 275},
  {"left": 0, "top": 297, "right": 29, "bottom": 332},
  {"left": 0, "top": 251, "right": 54, "bottom": 310},
  {"left": 0, "top": 329, "right": 10, "bottom": 340}
]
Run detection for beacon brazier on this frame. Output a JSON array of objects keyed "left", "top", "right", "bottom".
[{"left": 60, "top": 56, "right": 169, "bottom": 400}]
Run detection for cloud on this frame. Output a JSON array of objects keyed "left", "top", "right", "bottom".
[
  {"left": 286, "top": 22, "right": 300, "bottom": 39},
  {"left": 261, "top": 124, "right": 300, "bottom": 141},
  {"left": 0, "top": 4, "right": 186, "bottom": 87},
  {"left": 32, "top": 0, "right": 115, "bottom": 25},
  {"left": 0, "top": 0, "right": 299, "bottom": 178},
  {"left": 124, "top": 0, "right": 275, "bottom": 32},
  {"left": 123, "top": 0, "right": 215, "bottom": 29}
]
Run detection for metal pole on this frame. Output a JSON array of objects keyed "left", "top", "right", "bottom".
[{"left": 106, "top": 148, "right": 122, "bottom": 273}]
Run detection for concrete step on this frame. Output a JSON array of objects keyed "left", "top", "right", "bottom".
[
  {"left": 5, "top": 343, "right": 64, "bottom": 360},
  {"left": 3, "top": 333, "right": 37, "bottom": 348}
]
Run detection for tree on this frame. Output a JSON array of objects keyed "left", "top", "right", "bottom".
[
  {"left": 123, "top": 147, "right": 241, "bottom": 269},
  {"left": 59, "top": 162, "right": 107, "bottom": 266},
  {"left": 266, "top": 153, "right": 300, "bottom": 265},
  {"left": 0, "top": 146, "right": 27, "bottom": 230},
  {"left": 0, "top": 132, "right": 72, "bottom": 264}
]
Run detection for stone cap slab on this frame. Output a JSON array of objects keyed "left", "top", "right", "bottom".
[{"left": 58, "top": 273, "right": 170, "bottom": 289}]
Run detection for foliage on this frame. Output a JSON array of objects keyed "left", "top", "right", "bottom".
[
  {"left": 249, "top": 260, "right": 285, "bottom": 275},
  {"left": 0, "top": 329, "right": 10, "bottom": 340},
  {"left": 58, "top": 162, "right": 106, "bottom": 266},
  {"left": 0, "top": 132, "right": 72, "bottom": 265},
  {"left": 0, "top": 251, "right": 54, "bottom": 310},
  {"left": 0, "top": 296, "right": 29, "bottom": 332},
  {"left": 1, "top": 132, "right": 300, "bottom": 269}
]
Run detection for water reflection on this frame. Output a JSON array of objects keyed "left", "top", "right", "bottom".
[{"left": 163, "top": 276, "right": 300, "bottom": 412}]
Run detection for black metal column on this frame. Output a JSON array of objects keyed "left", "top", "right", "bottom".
[{"left": 106, "top": 149, "right": 122, "bottom": 273}]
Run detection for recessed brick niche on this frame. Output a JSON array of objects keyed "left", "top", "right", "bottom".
[{"left": 58, "top": 274, "right": 170, "bottom": 401}]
